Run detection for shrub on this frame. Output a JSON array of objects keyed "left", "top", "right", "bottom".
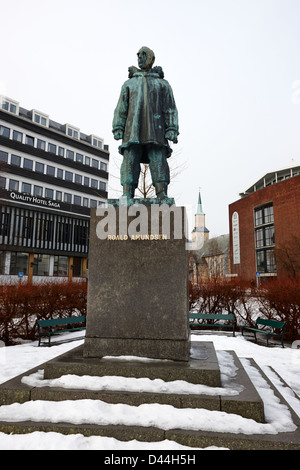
[{"left": 0, "top": 281, "right": 87, "bottom": 345}]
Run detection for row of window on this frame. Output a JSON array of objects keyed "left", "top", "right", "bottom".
[
  {"left": 254, "top": 203, "right": 276, "bottom": 273},
  {"left": 1, "top": 96, "right": 104, "bottom": 149},
  {"left": 0, "top": 150, "right": 107, "bottom": 191},
  {"left": 0, "top": 251, "right": 84, "bottom": 277},
  {"left": 0, "top": 206, "right": 89, "bottom": 253},
  {"left": 0, "top": 177, "right": 104, "bottom": 208},
  {"left": 0, "top": 124, "right": 107, "bottom": 171}
]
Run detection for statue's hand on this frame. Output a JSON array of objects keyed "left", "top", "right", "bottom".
[
  {"left": 165, "top": 130, "right": 178, "bottom": 144},
  {"left": 113, "top": 130, "right": 123, "bottom": 140}
]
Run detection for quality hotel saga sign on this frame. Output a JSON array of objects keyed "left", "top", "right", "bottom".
[{"left": 9, "top": 191, "right": 61, "bottom": 209}]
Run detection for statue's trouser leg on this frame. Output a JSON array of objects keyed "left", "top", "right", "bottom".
[
  {"left": 147, "top": 146, "right": 170, "bottom": 197},
  {"left": 121, "top": 146, "right": 143, "bottom": 197}
]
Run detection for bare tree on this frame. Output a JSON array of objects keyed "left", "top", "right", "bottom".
[{"left": 108, "top": 148, "right": 187, "bottom": 199}]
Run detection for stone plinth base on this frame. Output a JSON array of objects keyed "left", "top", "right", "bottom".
[{"left": 83, "top": 204, "right": 190, "bottom": 361}]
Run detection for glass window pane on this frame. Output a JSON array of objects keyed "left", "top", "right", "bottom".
[
  {"left": 0, "top": 151, "right": 8, "bottom": 162},
  {"left": 37, "top": 139, "right": 46, "bottom": 150},
  {"left": 0, "top": 125, "right": 10, "bottom": 138},
  {"left": 74, "top": 195, "right": 81, "bottom": 206},
  {"left": 35, "top": 162, "right": 44, "bottom": 173},
  {"left": 45, "top": 188, "right": 54, "bottom": 199},
  {"left": 58, "top": 146, "right": 64, "bottom": 157},
  {"left": 54, "top": 255, "right": 68, "bottom": 276},
  {"left": 66, "top": 150, "right": 74, "bottom": 160},
  {"left": 46, "top": 165, "right": 55, "bottom": 176},
  {"left": 10, "top": 252, "right": 29, "bottom": 275},
  {"left": 0, "top": 176, "right": 6, "bottom": 189},
  {"left": 65, "top": 171, "right": 73, "bottom": 182},
  {"left": 9, "top": 179, "right": 19, "bottom": 191},
  {"left": 57, "top": 169, "right": 63, "bottom": 179},
  {"left": 33, "top": 254, "right": 50, "bottom": 276},
  {"left": 48, "top": 143, "right": 56, "bottom": 154},
  {"left": 34, "top": 185, "right": 43, "bottom": 196},
  {"left": 25, "top": 135, "right": 34, "bottom": 146},
  {"left": 22, "top": 183, "right": 31, "bottom": 194},
  {"left": 11, "top": 154, "right": 21, "bottom": 166},
  {"left": 23, "top": 158, "right": 33, "bottom": 170}
]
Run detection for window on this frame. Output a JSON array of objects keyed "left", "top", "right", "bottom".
[
  {"left": 33, "top": 111, "right": 48, "bottom": 127},
  {"left": 10, "top": 252, "right": 29, "bottom": 275},
  {"left": 11, "top": 154, "right": 21, "bottom": 166},
  {"left": 34, "top": 185, "right": 43, "bottom": 197},
  {"left": 35, "top": 162, "right": 44, "bottom": 173},
  {"left": 9, "top": 179, "right": 19, "bottom": 191},
  {"left": 64, "top": 193, "right": 72, "bottom": 204},
  {"left": 74, "top": 195, "right": 81, "bottom": 206},
  {"left": 66, "top": 125, "right": 80, "bottom": 139},
  {"left": 84, "top": 176, "right": 90, "bottom": 186},
  {"left": 0, "top": 125, "right": 10, "bottom": 138},
  {"left": 91, "top": 179, "right": 98, "bottom": 189},
  {"left": 25, "top": 135, "right": 34, "bottom": 146},
  {"left": 0, "top": 176, "right": 6, "bottom": 188},
  {"left": 22, "top": 183, "right": 31, "bottom": 194},
  {"left": 48, "top": 143, "right": 56, "bottom": 154},
  {"left": 1, "top": 97, "right": 18, "bottom": 114},
  {"left": 83, "top": 197, "right": 89, "bottom": 207},
  {"left": 254, "top": 203, "right": 276, "bottom": 273},
  {"left": 99, "top": 181, "right": 106, "bottom": 191},
  {"left": 45, "top": 188, "right": 54, "bottom": 199},
  {"left": 90, "top": 135, "right": 103, "bottom": 149},
  {"left": 90, "top": 199, "right": 97, "bottom": 208},
  {"left": 56, "top": 191, "right": 62, "bottom": 201},
  {"left": 65, "top": 171, "right": 73, "bottom": 182},
  {"left": 255, "top": 204, "right": 274, "bottom": 227},
  {"left": 75, "top": 174, "right": 82, "bottom": 184},
  {"left": 66, "top": 149, "right": 74, "bottom": 160},
  {"left": 85, "top": 156, "right": 90, "bottom": 166},
  {"left": 23, "top": 158, "right": 33, "bottom": 170},
  {"left": 57, "top": 169, "right": 63, "bottom": 179},
  {"left": 33, "top": 254, "right": 50, "bottom": 276},
  {"left": 92, "top": 158, "right": 98, "bottom": 169},
  {"left": 37, "top": 139, "right": 46, "bottom": 150},
  {"left": 100, "top": 161, "right": 107, "bottom": 171},
  {"left": 58, "top": 146, "right": 64, "bottom": 157},
  {"left": 12, "top": 130, "right": 22, "bottom": 142},
  {"left": 46, "top": 165, "right": 55, "bottom": 177},
  {"left": 0, "top": 151, "right": 8, "bottom": 162},
  {"left": 53, "top": 255, "right": 68, "bottom": 277},
  {"left": 76, "top": 153, "right": 83, "bottom": 163}
]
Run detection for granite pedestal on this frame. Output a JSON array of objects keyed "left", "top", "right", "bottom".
[{"left": 83, "top": 202, "right": 190, "bottom": 361}]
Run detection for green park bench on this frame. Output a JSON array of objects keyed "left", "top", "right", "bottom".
[
  {"left": 242, "top": 317, "right": 286, "bottom": 348},
  {"left": 37, "top": 315, "right": 86, "bottom": 346},
  {"left": 189, "top": 313, "right": 236, "bottom": 336}
]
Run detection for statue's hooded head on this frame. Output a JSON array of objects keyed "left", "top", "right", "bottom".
[{"left": 137, "top": 47, "right": 155, "bottom": 71}]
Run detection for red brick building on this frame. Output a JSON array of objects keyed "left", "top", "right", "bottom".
[{"left": 229, "top": 162, "right": 300, "bottom": 282}]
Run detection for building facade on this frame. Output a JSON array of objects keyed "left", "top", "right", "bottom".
[
  {"left": 0, "top": 96, "right": 109, "bottom": 282},
  {"left": 229, "top": 161, "right": 300, "bottom": 282}
]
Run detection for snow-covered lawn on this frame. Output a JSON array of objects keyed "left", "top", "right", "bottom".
[{"left": 0, "top": 331, "right": 299, "bottom": 450}]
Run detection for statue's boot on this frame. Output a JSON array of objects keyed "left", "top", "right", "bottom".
[
  {"left": 122, "top": 184, "right": 135, "bottom": 198},
  {"left": 155, "top": 183, "right": 168, "bottom": 200}
]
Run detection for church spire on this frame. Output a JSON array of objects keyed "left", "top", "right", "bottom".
[{"left": 195, "top": 188, "right": 204, "bottom": 215}]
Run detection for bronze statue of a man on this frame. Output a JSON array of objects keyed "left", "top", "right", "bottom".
[{"left": 112, "top": 47, "right": 179, "bottom": 200}]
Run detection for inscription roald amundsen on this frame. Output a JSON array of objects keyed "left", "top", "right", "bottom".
[{"left": 95, "top": 203, "right": 187, "bottom": 241}]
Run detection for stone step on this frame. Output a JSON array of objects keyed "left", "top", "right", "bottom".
[
  {"left": 0, "top": 350, "right": 264, "bottom": 422},
  {"left": 0, "top": 346, "right": 299, "bottom": 449}
]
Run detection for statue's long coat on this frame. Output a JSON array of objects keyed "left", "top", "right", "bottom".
[{"left": 112, "top": 70, "right": 179, "bottom": 163}]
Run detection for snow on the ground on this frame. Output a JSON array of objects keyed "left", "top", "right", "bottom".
[{"left": 0, "top": 331, "right": 299, "bottom": 450}]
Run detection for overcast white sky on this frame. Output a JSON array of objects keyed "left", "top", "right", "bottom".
[{"left": 1, "top": 0, "right": 300, "bottom": 237}]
